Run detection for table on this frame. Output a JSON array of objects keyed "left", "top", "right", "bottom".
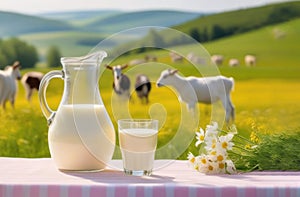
[{"left": 0, "top": 157, "right": 299, "bottom": 197}]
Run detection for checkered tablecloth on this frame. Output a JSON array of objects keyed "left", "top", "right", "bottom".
[{"left": 0, "top": 157, "right": 299, "bottom": 197}]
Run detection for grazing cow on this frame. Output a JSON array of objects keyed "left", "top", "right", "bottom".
[
  {"left": 21, "top": 71, "right": 44, "bottom": 101},
  {"left": 156, "top": 69, "right": 235, "bottom": 123},
  {"left": 211, "top": 55, "right": 224, "bottom": 66},
  {"left": 245, "top": 55, "right": 256, "bottom": 66},
  {"left": 229, "top": 59, "right": 240, "bottom": 67},
  {"left": 106, "top": 64, "right": 131, "bottom": 100},
  {"left": 135, "top": 74, "right": 151, "bottom": 104},
  {"left": 0, "top": 61, "right": 21, "bottom": 109}
]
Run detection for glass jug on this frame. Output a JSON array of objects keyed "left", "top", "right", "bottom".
[{"left": 39, "top": 51, "right": 115, "bottom": 171}]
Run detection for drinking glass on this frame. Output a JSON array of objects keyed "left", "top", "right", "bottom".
[{"left": 118, "top": 119, "right": 158, "bottom": 176}]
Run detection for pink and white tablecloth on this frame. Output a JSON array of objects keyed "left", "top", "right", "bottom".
[{"left": 0, "top": 157, "right": 299, "bottom": 197}]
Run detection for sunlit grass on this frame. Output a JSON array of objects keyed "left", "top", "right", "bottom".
[{"left": 233, "top": 79, "right": 300, "bottom": 134}]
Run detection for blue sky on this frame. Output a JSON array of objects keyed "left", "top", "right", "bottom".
[{"left": 1, "top": 0, "right": 291, "bottom": 14}]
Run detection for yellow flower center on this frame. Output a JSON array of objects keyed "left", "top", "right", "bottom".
[
  {"left": 190, "top": 157, "right": 195, "bottom": 163},
  {"left": 222, "top": 142, "right": 228, "bottom": 149},
  {"left": 208, "top": 165, "right": 214, "bottom": 171},
  {"left": 219, "top": 163, "right": 225, "bottom": 169},
  {"left": 201, "top": 158, "right": 207, "bottom": 164},
  {"left": 217, "top": 155, "right": 224, "bottom": 162},
  {"left": 200, "top": 135, "right": 205, "bottom": 141}
]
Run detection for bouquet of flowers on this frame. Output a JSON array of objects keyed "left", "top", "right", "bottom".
[
  {"left": 188, "top": 122, "right": 237, "bottom": 174},
  {"left": 188, "top": 121, "right": 300, "bottom": 173}
]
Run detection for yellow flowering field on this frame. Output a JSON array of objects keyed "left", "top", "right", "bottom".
[{"left": 0, "top": 64, "right": 300, "bottom": 160}]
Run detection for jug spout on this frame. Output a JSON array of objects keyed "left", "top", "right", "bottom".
[
  {"left": 84, "top": 51, "right": 107, "bottom": 63},
  {"left": 61, "top": 51, "right": 107, "bottom": 64}
]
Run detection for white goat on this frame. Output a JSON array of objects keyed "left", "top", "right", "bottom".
[
  {"left": 0, "top": 61, "right": 22, "bottom": 109},
  {"left": 211, "top": 55, "right": 224, "bottom": 66},
  {"left": 21, "top": 71, "right": 44, "bottom": 101},
  {"left": 229, "top": 59, "right": 240, "bottom": 67},
  {"left": 156, "top": 69, "right": 235, "bottom": 123},
  {"left": 170, "top": 52, "right": 183, "bottom": 63},
  {"left": 106, "top": 64, "right": 131, "bottom": 100},
  {"left": 245, "top": 55, "right": 256, "bottom": 66},
  {"left": 187, "top": 52, "right": 206, "bottom": 65}
]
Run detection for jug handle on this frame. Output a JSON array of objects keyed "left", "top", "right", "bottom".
[{"left": 39, "top": 70, "right": 63, "bottom": 126}]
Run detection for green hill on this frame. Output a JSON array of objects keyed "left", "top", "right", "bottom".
[
  {"left": 112, "top": 1, "right": 300, "bottom": 56},
  {"left": 83, "top": 10, "right": 201, "bottom": 33},
  {"left": 19, "top": 31, "right": 125, "bottom": 58},
  {"left": 38, "top": 10, "right": 123, "bottom": 26},
  {"left": 0, "top": 9, "right": 201, "bottom": 58},
  {"left": 39, "top": 10, "right": 200, "bottom": 30},
  {"left": 14, "top": 10, "right": 200, "bottom": 58},
  {"left": 0, "top": 10, "right": 200, "bottom": 38},
  {"left": 0, "top": 11, "right": 74, "bottom": 37},
  {"left": 174, "top": 1, "right": 300, "bottom": 42}
]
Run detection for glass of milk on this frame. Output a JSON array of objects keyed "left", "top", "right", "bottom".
[{"left": 118, "top": 119, "right": 158, "bottom": 176}]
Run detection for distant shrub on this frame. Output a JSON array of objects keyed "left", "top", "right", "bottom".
[
  {"left": 46, "top": 46, "right": 61, "bottom": 68},
  {"left": 211, "top": 25, "right": 226, "bottom": 40},
  {"left": 144, "top": 28, "right": 166, "bottom": 47},
  {"left": 0, "top": 37, "right": 38, "bottom": 69},
  {"left": 189, "top": 28, "right": 201, "bottom": 42}
]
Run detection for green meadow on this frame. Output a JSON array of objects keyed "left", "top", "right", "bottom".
[{"left": 0, "top": 18, "right": 299, "bottom": 166}]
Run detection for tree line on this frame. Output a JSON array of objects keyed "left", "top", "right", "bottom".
[{"left": 0, "top": 37, "right": 61, "bottom": 69}]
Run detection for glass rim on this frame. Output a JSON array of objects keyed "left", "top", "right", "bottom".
[{"left": 118, "top": 119, "right": 158, "bottom": 124}]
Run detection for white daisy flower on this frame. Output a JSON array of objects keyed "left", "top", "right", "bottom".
[
  {"left": 205, "top": 160, "right": 219, "bottom": 174},
  {"left": 218, "top": 133, "right": 234, "bottom": 150},
  {"left": 205, "top": 136, "right": 218, "bottom": 152},
  {"left": 197, "top": 154, "right": 210, "bottom": 173},
  {"left": 218, "top": 161, "right": 226, "bottom": 174},
  {"left": 187, "top": 152, "right": 196, "bottom": 164},
  {"left": 205, "top": 122, "right": 219, "bottom": 137},
  {"left": 195, "top": 128, "right": 205, "bottom": 147}
]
